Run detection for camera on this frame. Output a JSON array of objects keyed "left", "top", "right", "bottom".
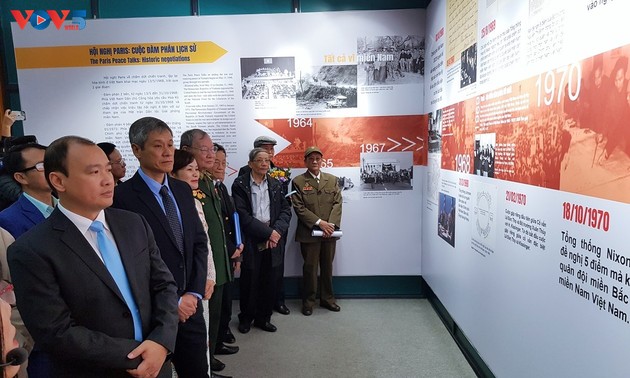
[{"left": 10, "top": 111, "right": 26, "bottom": 121}]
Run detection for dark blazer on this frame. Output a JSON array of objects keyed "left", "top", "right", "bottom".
[
  {"left": 237, "top": 165, "right": 251, "bottom": 178},
  {"left": 7, "top": 208, "right": 179, "bottom": 377},
  {"left": 0, "top": 193, "right": 45, "bottom": 239},
  {"left": 112, "top": 172, "right": 208, "bottom": 296},
  {"left": 217, "top": 181, "right": 238, "bottom": 260},
  {"left": 231, "top": 174, "right": 291, "bottom": 269}
]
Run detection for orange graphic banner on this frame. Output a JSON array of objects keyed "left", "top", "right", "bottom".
[{"left": 257, "top": 115, "right": 428, "bottom": 168}]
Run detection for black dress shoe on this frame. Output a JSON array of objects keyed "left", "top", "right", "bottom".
[
  {"left": 253, "top": 321, "right": 277, "bottom": 332},
  {"left": 237, "top": 321, "right": 251, "bottom": 334},
  {"left": 211, "top": 373, "right": 232, "bottom": 378},
  {"left": 302, "top": 307, "right": 312, "bottom": 316},
  {"left": 210, "top": 356, "right": 225, "bottom": 372},
  {"left": 275, "top": 304, "right": 290, "bottom": 315},
  {"left": 215, "top": 343, "right": 239, "bottom": 355},
  {"left": 223, "top": 327, "right": 236, "bottom": 344},
  {"left": 320, "top": 302, "right": 341, "bottom": 312}
]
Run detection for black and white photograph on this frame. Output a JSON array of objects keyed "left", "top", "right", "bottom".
[
  {"left": 240, "top": 56, "right": 296, "bottom": 100},
  {"left": 474, "top": 133, "right": 496, "bottom": 177},
  {"left": 338, "top": 176, "right": 356, "bottom": 191},
  {"left": 360, "top": 151, "right": 413, "bottom": 190},
  {"left": 296, "top": 65, "right": 357, "bottom": 110},
  {"left": 428, "top": 109, "right": 443, "bottom": 153},
  {"left": 460, "top": 43, "right": 477, "bottom": 88},
  {"left": 357, "top": 35, "right": 424, "bottom": 86},
  {"left": 438, "top": 192, "right": 456, "bottom": 247}
]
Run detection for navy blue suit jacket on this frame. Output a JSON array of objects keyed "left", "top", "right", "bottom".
[
  {"left": 112, "top": 173, "right": 208, "bottom": 297},
  {"left": 0, "top": 194, "right": 45, "bottom": 239}
]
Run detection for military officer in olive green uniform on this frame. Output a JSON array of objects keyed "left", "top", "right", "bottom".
[
  {"left": 291, "top": 146, "right": 342, "bottom": 316},
  {"left": 180, "top": 129, "right": 234, "bottom": 376}
]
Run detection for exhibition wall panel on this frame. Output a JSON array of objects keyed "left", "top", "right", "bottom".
[
  {"left": 10, "top": 9, "right": 426, "bottom": 279},
  {"left": 423, "top": 0, "right": 630, "bottom": 376}
]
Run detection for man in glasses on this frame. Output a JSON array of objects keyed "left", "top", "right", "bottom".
[
  {"left": 0, "top": 137, "right": 54, "bottom": 375},
  {"left": 232, "top": 148, "right": 291, "bottom": 334},
  {"left": 180, "top": 129, "right": 234, "bottom": 377},
  {"left": 237, "top": 136, "right": 278, "bottom": 176},
  {"left": 0, "top": 140, "right": 55, "bottom": 239},
  {"left": 97, "top": 142, "right": 127, "bottom": 184},
  {"left": 238, "top": 136, "right": 291, "bottom": 316}
]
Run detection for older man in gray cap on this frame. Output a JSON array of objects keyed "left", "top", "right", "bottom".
[
  {"left": 237, "top": 136, "right": 277, "bottom": 176},
  {"left": 238, "top": 136, "right": 291, "bottom": 315}
]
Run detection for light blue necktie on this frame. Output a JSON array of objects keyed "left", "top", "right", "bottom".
[{"left": 89, "top": 220, "right": 142, "bottom": 341}]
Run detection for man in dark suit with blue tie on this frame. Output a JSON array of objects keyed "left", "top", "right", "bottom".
[
  {"left": 0, "top": 140, "right": 55, "bottom": 239},
  {"left": 8, "top": 136, "right": 179, "bottom": 377},
  {"left": 113, "top": 117, "right": 213, "bottom": 378}
]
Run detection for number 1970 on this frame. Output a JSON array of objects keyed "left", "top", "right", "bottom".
[{"left": 535, "top": 63, "right": 581, "bottom": 107}]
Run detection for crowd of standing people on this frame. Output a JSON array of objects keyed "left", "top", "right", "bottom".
[{"left": 0, "top": 112, "right": 343, "bottom": 378}]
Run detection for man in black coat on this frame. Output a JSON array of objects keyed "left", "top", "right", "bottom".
[
  {"left": 232, "top": 148, "right": 291, "bottom": 333},
  {"left": 237, "top": 136, "right": 291, "bottom": 315}
]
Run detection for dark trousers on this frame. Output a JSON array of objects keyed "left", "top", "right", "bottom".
[
  {"left": 27, "top": 349, "right": 52, "bottom": 377},
  {"left": 274, "top": 257, "right": 286, "bottom": 306},
  {"left": 239, "top": 249, "right": 277, "bottom": 324},
  {"left": 172, "top": 300, "right": 210, "bottom": 378},
  {"left": 207, "top": 283, "right": 224, "bottom": 355},
  {"left": 217, "top": 280, "right": 233, "bottom": 344},
  {"left": 301, "top": 240, "right": 337, "bottom": 308}
]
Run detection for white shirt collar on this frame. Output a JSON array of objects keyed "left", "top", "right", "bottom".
[
  {"left": 57, "top": 203, "right": 108, "bottom": 235},
  {"left": 250, "top": 173, "right": 267, "bottom": 186}
]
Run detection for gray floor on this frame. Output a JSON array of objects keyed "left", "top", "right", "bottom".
[{"left": 207, "top": 299, "right": 476, "bottom": 378}]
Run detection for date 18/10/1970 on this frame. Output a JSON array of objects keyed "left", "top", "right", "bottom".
[{"left": 562, "top": 202, "right": 610, "bottom": 232}]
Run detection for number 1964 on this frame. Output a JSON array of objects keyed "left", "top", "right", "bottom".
[{"left": 287, "top": 118, "right": 312, "bottom": 127}]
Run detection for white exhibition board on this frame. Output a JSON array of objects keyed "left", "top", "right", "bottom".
[
  {"left": 11, "top": 9, "right": 426, "bottom": 277},
  {"left": 424, "top": 0, "right": 630, "bottom": 376}
]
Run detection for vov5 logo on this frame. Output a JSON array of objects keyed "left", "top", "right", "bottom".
[{"left": 10, "top": 10, "right": 87, "bottom": 31}]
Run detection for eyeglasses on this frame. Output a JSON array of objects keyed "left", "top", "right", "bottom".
[
  {"left": 253, "top": 159, "right": 271, "bottom": 164},
  {"left": 0, "top": 281, "right": 15, "bottom": 307},
  {"left": 190, "top": 145, "right": 218, "bottom": 154},
  {"left": 18, "top": 161, "right": 44, "bottom": 173},
  {"left": 214, "top": 160, "right": 227, "bottom": 167},
  {"left": 111, "top": 158, "right": 125, "bottom": 166}
]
